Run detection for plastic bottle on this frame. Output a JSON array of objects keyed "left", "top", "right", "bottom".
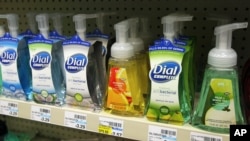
[
  {"left": 191, "top": 22, "right": 248, "bottom": 133},
  {"left": 63, "top": 14, "right": 105, "bottom": 111},
  {"left": 104, "top": 19, "right": 144, "bottom": 116},
  {"left": 0, "top": 14, "right": 32, "bottom": 100},
  {"left": 29, "top": 13, "right": 65, "bottom": 105},
  {"left": 127, "top": 17, "right": 149, "bottom": 107}
]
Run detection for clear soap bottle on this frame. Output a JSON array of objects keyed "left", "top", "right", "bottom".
[
  {"left": 104, "top": 20, "right": 144, "bottom": 116},
  {"left": 191, "top": 22, "right": 248, "bottom": 133}
]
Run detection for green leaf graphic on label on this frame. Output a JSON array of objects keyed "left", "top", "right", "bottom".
[
  {"left": 74, "top": 93, "right": 83, "bottom": 102},
  {"left": 210, "top": 79, "right": 233, "bottom": 111}
]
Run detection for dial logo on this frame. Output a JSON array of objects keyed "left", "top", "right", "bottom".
[
  {"left": 65, "top": 53, "right": 87, "bottom": 73},
  {"left": 30, "top": 51, "right": 51, "bottom": 70},
  {"left": 150, "top": 61, "right": 181, "bottom": 83},
  {"left": 0, "top": 49, "right": 17, "bottom": 65}
]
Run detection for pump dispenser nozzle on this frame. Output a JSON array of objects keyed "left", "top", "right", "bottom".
[
  {"left": 128, "top": 17, "right": 144, "bottom": 53},
  {"left": 111, "top": 20, "right": 134, "bottom": 58},
  {"left": 26, "top": 12, "right": 37, "bottom": 33},
  {"left": 208, "top": 22, "right": 248, "bottom": 67},
  {"left": 96, "top": 12, "right": 116, "bottom": 32},
  {"left": 73, "top": 14, "right": 98, "bottom": 41},
  {"left": 50, "top": 13, "right": 72, "bottom": 35},
  {"left": 0, "top": 14, "right": 19, "bottom": 38},
  {"left": 161, "top": 14, "right": 193, "bottom": 42},
  {"left": 36, "top": 13, "right": 49, "bottom": 39}
]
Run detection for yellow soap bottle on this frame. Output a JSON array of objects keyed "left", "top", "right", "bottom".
[{"left": 104, "top": 19, "right": 145, "bottom": 117}]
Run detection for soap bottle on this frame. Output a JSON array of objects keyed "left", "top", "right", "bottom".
[
  {"left": 146, "top": 14, "right": 192, "bottom": 125},
  {"left": 104, "top": 19, "right": 144, "bottom": 116},
  {"left": 28, "top": 13, "right": 65, "bottom": 105},
  {"left": 63, "top": 14, "right": 104, "bottom": 111},
  {"left": 191, "top": 22, "right": 248, "bottom": 133},
  {"left": 128, "top": 17, "right": 149, "bottom": 107},
  {"left": 0, "top": 14, "right": 32, "bottom": 100}
]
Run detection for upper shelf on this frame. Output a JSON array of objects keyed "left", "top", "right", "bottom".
[{"left": 0, "top": 96, "right": 229, "bottom": 141}]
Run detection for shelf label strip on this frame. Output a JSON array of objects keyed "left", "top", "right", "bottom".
[
  {"left": 0, "top": 100, "right": 18, "bottom": 117},
  {"left": 190, "top": 132, "right": 222, "bottom": 141}
]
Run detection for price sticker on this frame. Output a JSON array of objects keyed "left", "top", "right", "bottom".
[
  {"left": 190, "top": 132, "right": 222, "bottom": 141},
  {"left": 31, "top": 105, "right": 51, "bottom": 123},
  {"left": 64, "top": 111, "right": 87, "bottom": 130},
  {"left": 0, "top": 100, "right": 18, "bottom": 117},
  {"left": 148, "top": 125, "right": 177, "bottom": 141},
  {"left": 98, "top": 117, "right": 123, "bottom": 137}
]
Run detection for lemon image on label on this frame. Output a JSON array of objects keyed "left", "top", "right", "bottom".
[{"left": 74, "top": 93, "right": 83, "bottom": 102}]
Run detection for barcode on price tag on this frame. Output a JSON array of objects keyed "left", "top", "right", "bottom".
[
  {"left": 190, "top": 132, "right": 222, "bottom": 141},
  {"left": 64, "top": 111, "right": 87, "bottom": 130},
  {"left": 31, "top": 106, "right": 51, "bottom": 123},
  {"left": 148, "top": 125, "right": 177, "bottom": 141},
  {"left": 0, "top": 100, "right": 18, "bottom": 117},
  {"left": 99, "top": 117, "right": 123, "bottom": 137}
]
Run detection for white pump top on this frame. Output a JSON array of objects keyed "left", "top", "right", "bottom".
[
  {"left": 208, "top": 22, "right": 248, "bottom": 67},
  {"left": 50, "top": 13, "right": 72, "bottom": 35},
  {"left": 161, "top": 14, "right": 193, "bottom": 42},
  {"left": 0, "top": 14, "right": 19, "bottom": 38},
  {"left": 96, "top": 12, "right": 116, "bottom": 32},
  {"left": 111, "top": 20, "right": 134, "bottom": 59},
  {"left": 73, "top": 13, "right": 98, "bottom": 41},
  {"left": 26, "top": 12, "right": 37, "bottom": 33},
  {"left": 128, "top": 17, "right": 144, "bottom": 53},
  {"left": 36, "top": 13, "right": 49, "bottom": 39},
  {"left": 0, "top": 25, "right": 5, "bottom": 37},
  {"left": 208, "top": 14, "right": 231, "bottom": 26},
  {"left": 170, "top": 12, "right": 193, "bottom": 36}
]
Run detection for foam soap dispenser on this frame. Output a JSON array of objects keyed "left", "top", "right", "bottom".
[
  {"left": 62, "top": 14, "right": 104, "bottom": 111},
  {"left": 0, "top": 14, "right": 33, "bottom": 100},
  {"left": 104, "top": 19, "right": 144, "bottom": 116},
  {"left": 192, "top": 22, "right": 248, "bottom": 133}
]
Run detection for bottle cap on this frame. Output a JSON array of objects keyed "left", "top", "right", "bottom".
[
  {"left": 161, "top": 13, "right": 193, "bottom": 42},
  {"left": 0, "top": 13, "right": 19, "bottom": 37},
  {"left": 208, "top": 22, "right": 248, "bottom": 67},
  {"left": 73, "top": 13, "right": 97, "bottom": 41},
  {"left": 111, "top": 20, "right": 134, "bottom": 58},
  {"left": 36, "top": 13, "right": 49, "bottom": 38}
]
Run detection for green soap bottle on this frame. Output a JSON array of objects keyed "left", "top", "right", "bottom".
[{"left": 192, "top": 22, "right": 248, "bottom": 133}]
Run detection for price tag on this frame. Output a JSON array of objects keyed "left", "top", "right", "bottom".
[
  {"left": 31, "top": 105, "right": 51, "bottom": 123},
  {"left": 0, "top": 100, "right": 18, "bottom": 117},
  {"left": 98, "top": 117, "right": 123, "bottom": 137},
  {"left": 64, "top": 111, "right": 87, "bottom": 130},
  {"left": 148, "top": 125, "right": 177, "bottom": 141},
  {"left": 190, "top": 132, "right": 222, "bottom": 141}
]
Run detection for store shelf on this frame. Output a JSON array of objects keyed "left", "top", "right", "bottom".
[{"left": 0, "top": 96, "right": 229, "bottom": 141}]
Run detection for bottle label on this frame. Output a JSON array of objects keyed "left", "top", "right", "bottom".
[
  {"left": 28, "top": 34, "right": 57, "bottom": 104},
  {"left": 205, "top": 78, "right": 236, "bottom": 128},
  {"left": 0, "top": 33, "right": 26, "bottom": 99},
  {"left": 107, "top": 67, "right": 132, "bottom": 111},
  {"left": 63, "top": 35, "right": 93, "bottom": 107}
]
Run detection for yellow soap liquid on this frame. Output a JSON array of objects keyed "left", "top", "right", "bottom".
[{"left": 104, "top": 56, "right": 145, "bottom": 116}]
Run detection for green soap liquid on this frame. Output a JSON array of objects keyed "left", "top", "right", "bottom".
[{"left": 192, "top": 65, "right": 245, "bottom": 134}]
